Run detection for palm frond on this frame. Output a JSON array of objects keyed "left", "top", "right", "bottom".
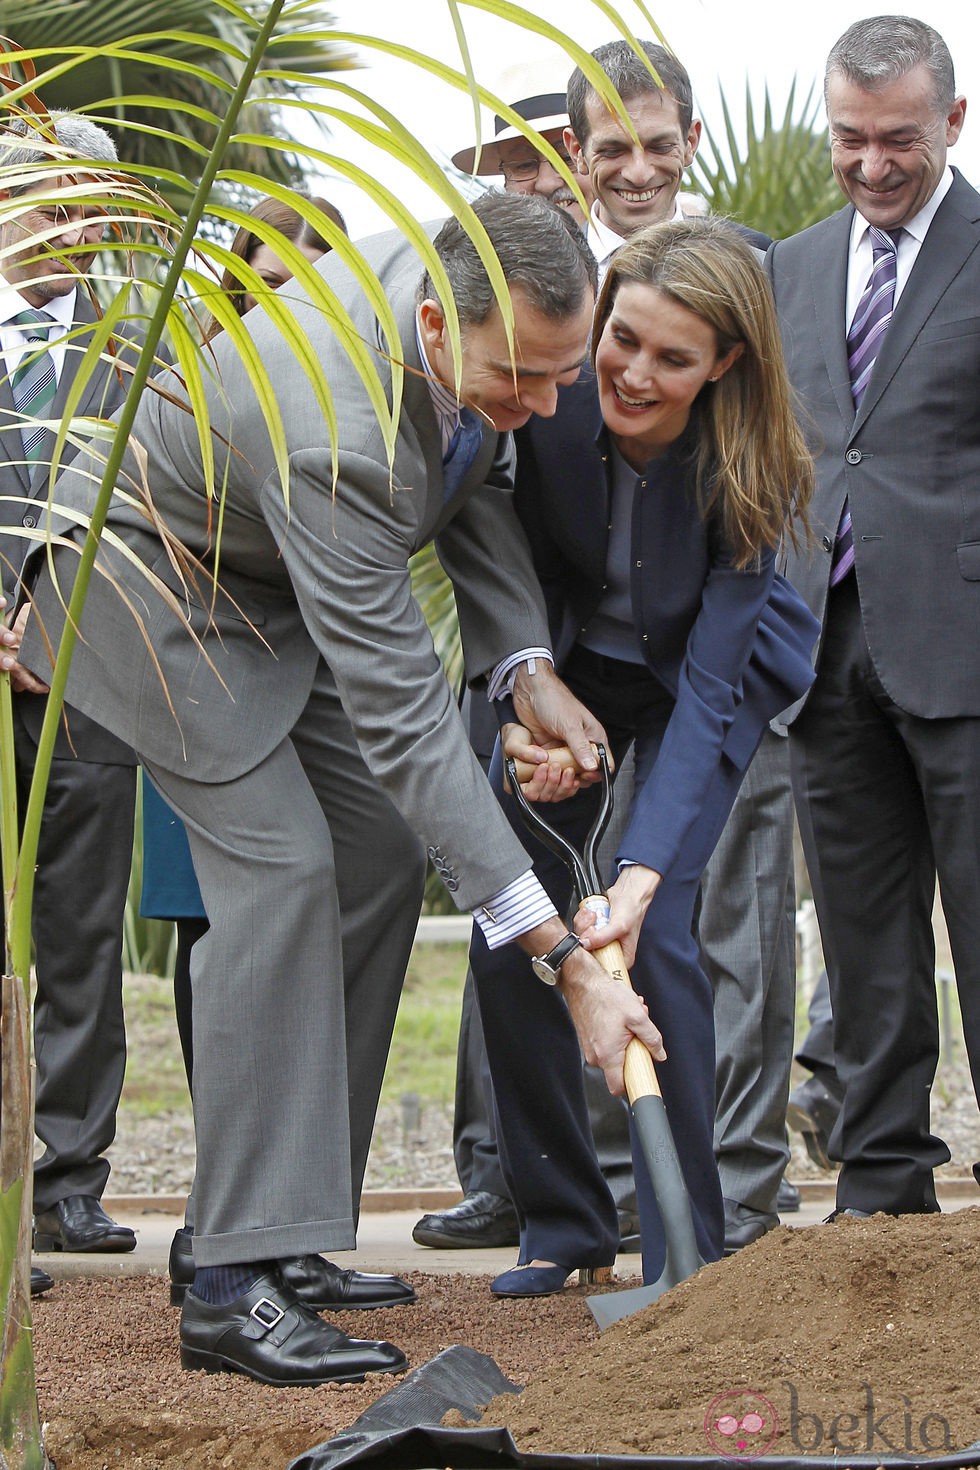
[{"left": 690, "top": 80, "right": 843, "bottom": 239}]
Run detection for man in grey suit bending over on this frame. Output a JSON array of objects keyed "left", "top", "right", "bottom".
[
  {"left": 768, "top": 15, "right": 980, "bottom": 1220},
  {"left": 15, "top": 191, "right": 661, "bottom": 1386}
]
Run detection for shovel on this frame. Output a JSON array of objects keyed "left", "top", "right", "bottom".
[{"left": 507, "top": 743, "right": 706, "bottom": 1329}]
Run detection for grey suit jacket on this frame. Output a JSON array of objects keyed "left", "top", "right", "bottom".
[
  {"left": 767, "top": 169, "right": 980, "bottom": 721},
  {"left": 1, "top": 290, "right": 140, "bottom": 763},
  {"left": 24, "top": 228, "right": 552, "bottom": 908}
]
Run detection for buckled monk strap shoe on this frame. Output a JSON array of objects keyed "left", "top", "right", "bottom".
[
  {"left": 412, "top": 1191, "right": 520, "bottom": 1249},
  {"left": 168, "top": 1228, "right": 415, "bottom": 1311},
  {"left": 34, "top": 1195, "right": 137, "bottom": 1254},
  {"left": 180, "top": 1271, "right": 408, "bottom": 1386},
  {"left": 30, "top": 1266, "right": 54, "bottom": 1297}
]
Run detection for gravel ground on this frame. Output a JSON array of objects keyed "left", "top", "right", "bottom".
[
  {"left": 104, "top": 1066, "right": 980, "bottom": 1199},
  {"left": 105, "top": 1099, "right": 460, "bottom": 1198}
]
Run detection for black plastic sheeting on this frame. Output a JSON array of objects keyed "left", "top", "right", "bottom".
[
  {"left": 288, "top": 1424, "right": 980, "bottom": 1470},
  {"left": 285, "top": 1347, "right": 980, "bottom": 1470}
]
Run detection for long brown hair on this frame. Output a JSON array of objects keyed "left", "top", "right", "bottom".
[
  {"left": 593, "top": 216, "right": 812, "bottom": 567},
  {"left": 208, "top": 192, "right": 347, "bottom": 333}
]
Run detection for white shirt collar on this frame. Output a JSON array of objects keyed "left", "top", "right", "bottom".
[
  {"left": 0, "top": 277, "right": 77, "bottom": 335},
  {"left": 849, "top": 166, "right": 954, "bottom": 253},
  {"left": 587, "top": 197, "right": 686, "bottom": 276}
]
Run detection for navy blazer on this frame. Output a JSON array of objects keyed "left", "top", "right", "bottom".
[{"left": 513, "top": 372, "right": 818, "bottom": 878}]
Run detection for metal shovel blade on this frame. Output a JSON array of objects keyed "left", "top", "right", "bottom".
[{"left": 587, "top": 1092, "right": 706, "bottom": 1330}]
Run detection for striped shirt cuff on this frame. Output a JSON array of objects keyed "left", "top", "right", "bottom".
[
  {"left": 486, "top": 648, "right": 554, "bottom": 702},
  {"left": 472, "top": 869, "right": 558, "bottom": 949}
]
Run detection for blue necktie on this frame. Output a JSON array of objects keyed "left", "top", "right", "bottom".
[
  {"left": 442, "top": 406, "right": 483, "bottom": 500},
  {"left": 10, "top": 307, "right": 58, "bottom": 464},
  {"left": 831, "top": 228, "right": 901, "bottom": 587}
]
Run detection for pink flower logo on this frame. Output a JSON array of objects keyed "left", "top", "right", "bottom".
[{"left": 704, "top": 1390, "right": 779, "bottom": 1458}]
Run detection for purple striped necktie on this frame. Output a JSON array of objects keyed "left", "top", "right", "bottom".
[
  {"left": 10, "top": 307, "right": 58, "bottom": 466},
  {"left": 830, "top": 226, "right": 901, "bottom": 587}
]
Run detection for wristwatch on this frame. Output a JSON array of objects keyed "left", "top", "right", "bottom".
[{"left": 530, "top": 932, "right": 582, "bottom": 985}]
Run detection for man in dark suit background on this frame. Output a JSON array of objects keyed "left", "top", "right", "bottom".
[
  {"left": 0, "top": 114, "right": 144, "bottom": 1274},
  {"left": 768, "top": 14, "right": 980, "bottom": 1217}
]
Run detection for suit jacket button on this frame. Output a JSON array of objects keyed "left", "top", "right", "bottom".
[
  {"left": 822, "top": 534, "right": 833, "bottom": 552},
  {"left": 22, "top": 513, "right": 37, "bottom": 528},
  {"left": 845, "top": 449, "right": 862, "bottom": 465}
]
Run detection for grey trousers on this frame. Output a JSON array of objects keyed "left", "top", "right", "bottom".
[
  {"left": 146, "top": 665, "right": 426, "bottom": 1266},
  {"left": 700, "top": 727, "right": 797, "bottom": 1214}
]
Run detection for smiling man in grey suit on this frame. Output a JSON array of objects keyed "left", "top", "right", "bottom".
[
  {"left": 0, "top": 114, "right": 147, "bottom": 1274},
  {"left": 15, "top": 191, "right": 662, "bottom": 1385},
  {"left": 768, "top": 15, "right": 980, "bottom": 1219}
]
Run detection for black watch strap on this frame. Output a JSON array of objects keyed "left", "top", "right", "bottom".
[{"left": 531, "top": 932, "right": 582, "bottom": 984}]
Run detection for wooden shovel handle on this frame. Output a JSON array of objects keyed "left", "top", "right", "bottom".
[
  {"left": 511, "top": 745, "right": 578, "bottom": 785},
  {"left": 580, "top": 895, "right": 663, "bottom": 1105}
]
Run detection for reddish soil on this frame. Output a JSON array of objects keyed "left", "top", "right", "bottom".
[{"left": 33, "top": 1210, "right": 980, "bottom": 1467}]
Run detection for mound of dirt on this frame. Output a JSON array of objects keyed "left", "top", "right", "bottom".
[
  {"left": 481, "top": 1209, "right": 980, "bottom": 1458},
  {"left": 32, "top": 1211, "right": 980, "bottom": 1466}
]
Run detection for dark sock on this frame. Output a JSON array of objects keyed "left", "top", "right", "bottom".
[{"left": 192, "top": 1262, "right": 273, "bottom": 1305}]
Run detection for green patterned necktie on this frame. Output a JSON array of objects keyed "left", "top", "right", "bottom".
[{"left": 10, "top": 307, "right": 58, "bottom": 464}]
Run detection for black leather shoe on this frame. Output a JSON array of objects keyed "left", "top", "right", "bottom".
[
  {"left": 34, "top": 1196, "right": 137, "bottom": 1253},
  {"left": 777, "top": 1177, "right": 801, "bottom": 1214},
  {"left": 169, "top": 1226, "right": 195, "bottom": 1305},
  {"left": 179, "top": 1271, "right": 408, "bottom": 1386},
  {"left": 786, "top": 1075, "right": 841, "bottom": 1171},
  {"left": 30, "top": 1265, "right": 54, "bottom": 1297},
  {"left": 617, "top": 1209, "right": 642, "bottom": 1253},
  {"left": 280, "top": 1254, "right": 416, "bottom": 1310},
  {"left": 168, "top": 1230, "right": 415, "bottom": 1311},
  {"left": 412, "top": 1190, "right": 519, "bottom": 1248},
  {"left": 723, "top": 1198, "right": 778, "bottom": 1255}
]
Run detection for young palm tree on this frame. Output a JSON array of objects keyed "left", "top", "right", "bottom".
[
  {"left": 690, "top": 80, "right": 843, "bottom": 239},
  {"left": 0, "top": 5, "right": 656, "bottom": 1464}
]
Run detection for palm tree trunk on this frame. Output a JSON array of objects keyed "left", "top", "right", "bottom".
[{"left": 0, "top": 970, "right": 49, "bottom": 1470}]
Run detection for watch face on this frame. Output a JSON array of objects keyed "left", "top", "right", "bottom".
[{"left": 531, "top": 956, "right": 558, "bottom": 985}]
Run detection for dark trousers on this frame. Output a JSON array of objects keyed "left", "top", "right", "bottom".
[
  {"left": 470, "top": 646, "right": 750, "bottom": 1282},
  {"left": 11, "top": 700, "right": 136, "bottom": 1210},
  {"left": 790, "top": 574, "right": 980, "bottom": 1212}
]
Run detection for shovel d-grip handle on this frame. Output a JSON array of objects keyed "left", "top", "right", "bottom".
[
  {"left": 504, "top": 744, "right": 613, "bottom": 898},
  {"left": 580, "top": 893, "right": 664, "bottom": 1105},
  {"left": 511, "top": 746, "right": 578, "bottom": 784}
]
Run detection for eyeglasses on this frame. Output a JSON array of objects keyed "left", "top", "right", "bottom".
[{"left": 499, "top": 149, "right": 572, "bottom": 184}]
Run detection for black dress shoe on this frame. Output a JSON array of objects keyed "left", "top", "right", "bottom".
[
  {"left": 723, "top": 1198, "right": 778, "bottom": 1255},
  {"left": 30, "top": 1265, "right": 54, "bottom": 1297},
  {"left": 180, "top": 1271, "right": 408, "bottom": 1386},
  {"left": 168, "top": 1229, "right": 415, "bottom": 1311},
  {"left": 34, "top": 1195, "right": 137, "bottom": 1254},
  {"left": 617, "top": 1210, "right": 642, "bottom": 1254},
  {"left": 280, "top": 1254, "right": 415, "bottom": 1310},
  {"left": 777, "top": 1177, "right": 801, "bottom": 1213},
  {"left": 786, "top": 1075, "right": 841, "bottom": 1171},
  {"left": 412, "top": 1190, "right": 519, "bottom": 1248}
]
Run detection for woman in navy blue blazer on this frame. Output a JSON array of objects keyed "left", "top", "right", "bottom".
[{"left": 470, "top": 217, "right": 818, "bottom": 1296}]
